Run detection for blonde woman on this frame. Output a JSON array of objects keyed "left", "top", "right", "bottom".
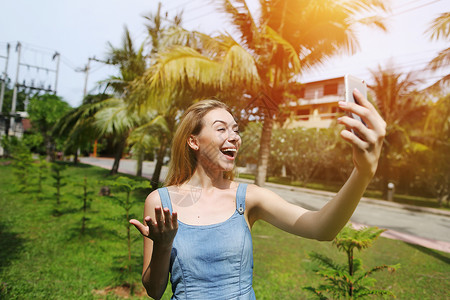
[{"left": 130, "top": 94, "right": 386, "bottom": 300}]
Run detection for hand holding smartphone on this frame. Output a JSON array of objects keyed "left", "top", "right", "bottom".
[{"left": 344, "top": 74, "right": 367, "bottom": 131}]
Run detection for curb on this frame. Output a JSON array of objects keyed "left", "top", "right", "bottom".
[{"left": 236, "top": 178, "right": 450, "bottom": 218}]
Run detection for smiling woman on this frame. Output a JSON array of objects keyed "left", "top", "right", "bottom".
[
  {"left": 165, "top": 100, "right": 239, "bottom": 186},
  {"left": 129, "top": 95, "right": 386, "bottom": 300}
]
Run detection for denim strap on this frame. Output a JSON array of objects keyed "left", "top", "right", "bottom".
[
  {"left": 236, "top": 183, "right": 248, "bottom": 215},
  {"left": 157, "top": 187, "right": 173, "bottom": 214}
]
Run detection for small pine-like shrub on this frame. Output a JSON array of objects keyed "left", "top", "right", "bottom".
[
  {"left": 11, "top": 145, "right": 34, "bottom": 190},
  {"left": 102, "top": 176, "right": 151, "bottom": 292},
  {"left": 51, "top": 163, "right": 66, "bottom": 205},
  {"left": 303, "top": 224, "right": 400, "bottom": 299}
]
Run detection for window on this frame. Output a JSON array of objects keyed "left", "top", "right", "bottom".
[
  {"left": 296, "top": 109, "right": 310, "bottom": 120},
  {"left": 323, "top": 83, "right": 338, "bottom": 95}
]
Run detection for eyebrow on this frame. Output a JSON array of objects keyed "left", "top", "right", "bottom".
[{"left": 213, "top": 120, "right": 239, "bottom": 128}]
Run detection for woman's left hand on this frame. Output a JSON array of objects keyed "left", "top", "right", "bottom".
[{"left": 337, "top": 89, "right": 386, "bottom": 178}]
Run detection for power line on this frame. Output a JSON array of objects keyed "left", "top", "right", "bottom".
[
  {"left": 19, "top": 41, "right": 57, "bottom": 56},
  {"left": 389, "top": 0, "right": 443, "bottom": 17},
  {"left": 391, "top": 0, "right": 434, "bottom": 10},
  {"left": 164, "top": 0, "right": 198, "bottom": 13},
  {"left": 60, "top": 56, "right": 78, "bottom": 71}
]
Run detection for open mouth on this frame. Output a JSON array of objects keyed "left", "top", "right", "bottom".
[{"left": 220, "top": 148, "right": 237, "bottom": 158}]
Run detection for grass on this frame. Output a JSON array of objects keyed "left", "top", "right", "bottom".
[{"left": 1, "top": 161, "right": 449, "bottom": 299}]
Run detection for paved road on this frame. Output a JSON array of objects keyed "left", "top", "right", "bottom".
[{"left": 80, "top": 157, "right": 450, "bottom": 253}]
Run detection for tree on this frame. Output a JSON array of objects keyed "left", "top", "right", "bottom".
[
  {"left": 143, "top": 0, "right": 389, "bottom": 186},
  {"left": 422, "top": 94, "right": 450, "bottom": 206},
  {"left": 86, "top": 26, "right": 147, "bottom": 175},
  {"left": 0, "top": 79, "right": 30, "bottom": 114},
  {"left": 425, "top": 11, "right": 450, "bottom": 89},
  {"left": 368, "top": 65, "right": 430, "bottom": 198},
  {"left": 27, "top": 94, "right": 71, "bottom": 161},
  {"left": 102, "top": 176, "right": 151, "bottom": 291},
  {"left": 270, "top": 126, "right": 350, "bottom": 185},
  {"left": 53, "top": 93, "right": 111, "bottom": 165},
  {"left": 130, "top": 4, "right": 201, "bottom": 186},
  {"left": 303, "top": 224, "right": 399, "bottom": 299}
]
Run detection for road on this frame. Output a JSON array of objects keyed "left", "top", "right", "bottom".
[{"left": 79, "top": 157, "right": 450, "bottom": 253}]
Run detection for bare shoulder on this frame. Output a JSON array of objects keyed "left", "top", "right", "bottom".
[
  {"left": 245, "top": 183, "right": 278, "bottom": 200},
  {"left": 244, "top": 183, "right": 282, "bottom": 209},
  {"left": 144, "top": 189, "right": 162, "bottom": 217}
]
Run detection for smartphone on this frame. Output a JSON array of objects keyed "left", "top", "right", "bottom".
[{"left": 344, "top": 74, "right": 367, "bottom": 128}]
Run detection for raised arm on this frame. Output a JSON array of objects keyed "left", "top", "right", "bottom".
[
  {"left": 129, "top": 190, "right": 178, "bottom": 299},
  {"left": 248, "top": 89, "right": 386, "bottom": 241}
]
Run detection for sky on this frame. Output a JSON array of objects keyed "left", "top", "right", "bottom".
[{"left": 0, "top": 0, "right": 448, "bottom": 108}]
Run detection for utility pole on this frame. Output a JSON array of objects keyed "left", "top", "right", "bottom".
[
  {"left": 0, "top": 43, "right": 10, "bottom": 113},
  {"left": 83, "top": 57, "right": 92, "bottom": 98},
  {"left": 77, "top": 56, "right": 110, "bottom": 157},
  {"left": 10, "top": 42, "right": 21, "bottom": 134},
  {"left": 52, "top": 52, "right": 60, "bottom": 95},
  {"left": 80, "top": 56, "right": 110, "bottom": 98}
]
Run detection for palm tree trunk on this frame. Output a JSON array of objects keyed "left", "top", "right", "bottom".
[
  {"left": 136, "top": 149, "right": 144, "bottom": 177},
  {"left": 151, "top": 136, "right": 168, "bottom": 189},
  {"left": 110, "top": 141, "right": 125, "bottom": 175},
  {"left": 73, "top": 149, "right": 78, "bottom": 165},
  {"left": 255, "top": 114, "right": 274, "bottom": 186}
]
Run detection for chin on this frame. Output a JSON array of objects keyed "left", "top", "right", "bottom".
[{"left": 220, "top": 162, "right": 235, "bottom": 172}]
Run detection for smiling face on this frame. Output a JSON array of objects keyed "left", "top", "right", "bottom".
[{"left": 189, "top": 108, "right": 241, "bottom": 172}]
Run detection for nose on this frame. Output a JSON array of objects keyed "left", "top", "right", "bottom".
[{"left": 227, "top": 129, "right": 240, "bottom": 142}]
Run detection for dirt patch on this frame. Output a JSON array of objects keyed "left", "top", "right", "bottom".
[{"left": 93, "top": 283, "right": 147, "bottom": 299}]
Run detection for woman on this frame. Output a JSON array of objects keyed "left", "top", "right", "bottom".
[{"left": 130, "top": 92, "right": 386, "bottom": 300}]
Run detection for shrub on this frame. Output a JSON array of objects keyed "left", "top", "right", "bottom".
[{"left": 303, "top": 224, "right": 399, "bottom": 299}]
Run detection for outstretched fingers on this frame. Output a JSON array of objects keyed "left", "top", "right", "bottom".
[
  {"left": 129, "top": 218, "right": 149, "bottom": 237},
  {"left": 338, "top": 88, "right": 386, "bottom": 176},
  {"left": 155, "top": 207, "right": 165, "bottom": 232},
  {"left": 171, "top": 212, "right": 178, "bottom": 229},
  {"left": 339, "top": 89, "right": 384, "bottom": 133},
  {"left": 130, "top": 206, "right": 178, "bottom": 245}
]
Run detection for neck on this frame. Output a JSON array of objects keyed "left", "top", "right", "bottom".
[{"left": 184, "top": 163, "right": 228, "bottom": 190}]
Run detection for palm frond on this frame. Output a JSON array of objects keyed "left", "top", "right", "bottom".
[
  {"left": 262, "top": 25, "right": 301, "bottom": 74},
  {"left": 340, "top": 0, "right": 390, "bottom": 14},
  {"left": 93, "top": 98, "right": 139, "bottom": 136},
  {"left": 146, "top": 46, "right": 222, "bottom": 92},
  {"left": 427, "top": 47, "right": 450, "bottom": 71},
  {"left": 426, "top": 12, "right": 450, "bottom": 41},
  {"left": 133, "top": 115, "right": 170, "bottom": 135},
  {"left": 221, "top": 44, "right": 260, "bottom": 88},
  {"left": 220, "top": 0, "right": 261, "bottom": 51},
  {"left": 355, "top": 15, "right": 388, "bottom": 32}
]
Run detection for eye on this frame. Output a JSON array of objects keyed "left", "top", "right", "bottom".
[
  {"left": 234, "top": 130, "right": 240, "bottom": 134},
  {"left": 218, "top": 128, "right": 226, "bottom": 132}
]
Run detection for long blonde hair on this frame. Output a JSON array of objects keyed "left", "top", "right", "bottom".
[{"left": 165, "top": 99, "right": 236, "bottom": 186}]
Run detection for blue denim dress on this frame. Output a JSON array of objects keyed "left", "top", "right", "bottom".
[{"left": 158, "top": 183, "right": 256, "bottom": 300}]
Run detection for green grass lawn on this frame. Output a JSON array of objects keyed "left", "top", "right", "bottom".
[{"left": 1, "top": 162, "right": 449, "bottom": 299}]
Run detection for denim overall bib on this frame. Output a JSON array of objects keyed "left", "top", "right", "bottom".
[{"left": 158, "top": 183, "right": 256, "bottom": 300}]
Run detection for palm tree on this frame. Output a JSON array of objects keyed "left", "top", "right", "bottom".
[
  {"left": 129, "top": 3, "right": 207, "bottom": 186},
  {"left": 368, "top": 65, "right": 430, "bottom": 198},
  {"left": 95, "top": 26, "right": 147, "bottom": 175},
  {"left": 54, "top": 93, "right": 110, "bottom": 165},
  {"left": 423, "top": 94, "right": 450, "bottom": 206},
  {"left": 142, "top": 0, "right": 389, "bottom": 186},
  {"left": 425, "top": 11, "right": 450, "bottom": 89}
]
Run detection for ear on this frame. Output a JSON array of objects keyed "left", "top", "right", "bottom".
[{"left": 187, "top": 135, "right": 199, "bottom": 151}]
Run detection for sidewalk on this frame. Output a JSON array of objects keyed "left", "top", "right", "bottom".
[{"left": 79, "top": 157, "right": 450, "bottom": 253}]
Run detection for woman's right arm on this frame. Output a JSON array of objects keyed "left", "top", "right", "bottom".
[{"left": 129, "top": 191, "right": 178, "bottom": 299}]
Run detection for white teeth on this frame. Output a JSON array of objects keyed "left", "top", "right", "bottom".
[{"left": 222, "top": 148, "right": 236, "bottom": 152}]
